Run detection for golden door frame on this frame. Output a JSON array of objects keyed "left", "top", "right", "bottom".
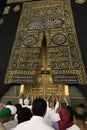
[{"left": 20, "top": 75, "right": 69, "bottom": 98}]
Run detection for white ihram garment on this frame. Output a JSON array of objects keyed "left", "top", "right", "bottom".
[
  {"left": 12, "top": 116, "right": 55, "bottom": 130},
  {"left": 66, "top": 124, "right": 80, "bottom": 130},
  {"left": 44, "top": 108, "right": 60, "bottom": 126},
  {"left": 44, "top": 101, "right": 60, "bottom": 126}
]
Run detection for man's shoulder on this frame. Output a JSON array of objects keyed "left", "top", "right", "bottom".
[
  {"left": 12, "top": 120, "right": 30, "bottom": 130},
  {"left": 66, "top": 124, "right": 80, "bottom": 130},
  {"left": 13, "top": 123, "right": 55, "bottom": 130}
]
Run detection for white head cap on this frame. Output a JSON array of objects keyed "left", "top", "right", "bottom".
[
  {"left": 24, "top": 98, "right": 29, "bottom": 105},
  {"left": 6, "top": 105, "right": 17, "bottom": 115}
]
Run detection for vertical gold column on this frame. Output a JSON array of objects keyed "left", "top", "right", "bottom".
[
  {"left": 20, "top": 84, "right": 24, "bottom": 95},
  {"left": 64, "top": 85, "right": 69, "bottom": 96}
]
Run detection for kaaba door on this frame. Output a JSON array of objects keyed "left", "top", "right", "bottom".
[
  {"left": 20, "top": 40, "right": 68, "bottom": 97},
  {"left": 22, "top": 74, "right": 68, "bottom": 97},
  {"left": 21, "top": 42, "right": 67, "bottom": 96}
]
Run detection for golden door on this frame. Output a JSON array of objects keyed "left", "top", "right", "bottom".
[{"left": 20, "top": 40, "right": 69, "bottom": 97}]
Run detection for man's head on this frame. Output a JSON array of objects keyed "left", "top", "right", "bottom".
[
  {"left": 0, "top": 108, "right": 11, "bottom": 123},
  {"left": 32, "top": 98, "right": 47, "bottom": 117},
  {"left": 73, "top": 104, "right": 87, "bottom": 123},
  {"left": 74, "top": 110, "right": 86, "bottom": 121},
  {"left": 24, "top": 98, "right": 30, "bottom": 105}
]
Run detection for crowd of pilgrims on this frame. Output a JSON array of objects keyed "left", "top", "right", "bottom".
[{"left": 0, "top": 94, "right": 87, "bottom": 130}]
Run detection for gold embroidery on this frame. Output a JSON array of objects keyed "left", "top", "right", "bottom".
[
  {"left": 5, "top": 0, "right": 87, "bottom": 85},
  {"left": 13, "top": 5, "right": 21, "bottom": 12},
  {"left": 3, "top": 6, "right": 10, "bottom": 15},
  {"left": 75, "top": 0, "right": 86, "bottom": 4},
  {"left": 0, "top": 18, "right": 4, "bottom": 25}
]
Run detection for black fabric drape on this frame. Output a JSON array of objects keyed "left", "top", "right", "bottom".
[
  {"left": 70, "top": 0, "right": 87, "bottom": 98},
  {"left": 0, "top": 2, "right": 23, "bottom": 98},
  {"left": 71, "top": 0, "right": 87, "bottom": 73}
]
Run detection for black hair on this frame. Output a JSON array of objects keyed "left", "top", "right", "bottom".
[
  {"left": 32, "top": 98, "right": 47, "bottom": 117},
  {"left": 74, "top": 110, "right": 86, "bottom": 121},
  {"left": 15, "top": 103, "right": 22, "bottom": 114},
  {"left": 67, "top": 105, "right": 74, "bottom": 121},
  {"left": 18, "top": 107, "right": 32, "bottom": 124},
  {"left": 6, "top": 101, "right": 12, "bottom": 105},
  {"left": 77, "top": 103, "right": 86, "bottom": 109}
]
